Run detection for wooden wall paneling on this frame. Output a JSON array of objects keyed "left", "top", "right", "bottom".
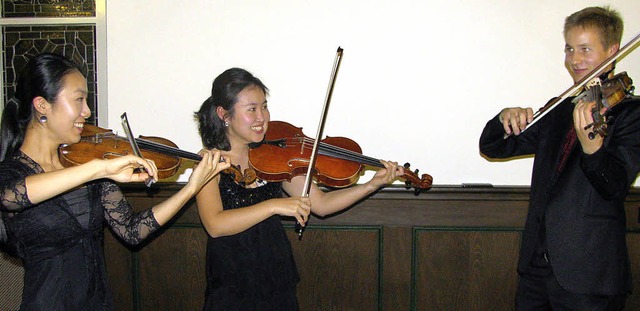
[
  {"left": 625, "top": 232, "right": 640, "bottom": 310},
  {"left": 288, "top": 226, "right": 381, "bottom": 311},
  {"left": 104, "top": 231, "right": 134, "bottom": 310},
  {"left": 96, "top": 185, "right": 640, "bottom": 311},
  {"left": 137, "top": 226, "right": 208, "bottom": 310},
  {"left": 381, "top": 226, "right": 413, "bottom": 310},
  {"left": 413, "top": 228, "right": 520, "bottom": 311},
  {"left": 623, "top": 197, "right": 640, "bottom": 309}
]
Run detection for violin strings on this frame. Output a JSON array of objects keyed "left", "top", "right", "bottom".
[
  {"left": 279, "top": 137, "right": 383, "bottom": 168},
  {"left": 80, "top": 133, "right": 201, "bottom": 161},
  {"left": 278, "top": 137, "right": 425, "bottom": 185},
  {"left": 135, "top": 138, "right": 202, "bottom": 161},
  {"left": 305, "top": 138, "right": 382, "bottom": 166}
]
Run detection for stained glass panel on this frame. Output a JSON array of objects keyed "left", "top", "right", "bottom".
[
  {"left": 2, "top": 25, "right": 98, "bottom": 124},
  {"left": 2, "top": 0, "right": 96, "bottom": 18}
]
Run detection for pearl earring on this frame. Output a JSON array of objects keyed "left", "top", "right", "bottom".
[
  {"left": 224, "top": 121, "right": 229, "bottom": 127},
  {"left": 39, "top": 115, "right": 48, "bottom": 123}
]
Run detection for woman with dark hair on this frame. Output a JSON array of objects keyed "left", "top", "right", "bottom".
[
  {"left": 0, "top": 53, "right": 229, "bottom": 310},
  {"left": 194, "top": 67, "right": 404, "bottom": 310}
]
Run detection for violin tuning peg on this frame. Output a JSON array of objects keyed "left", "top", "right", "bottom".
[
  {"left": 403, "top": 163, "right": 411, "bottom": 169},
  {"left": 404, "top": 180, "right": 412, "bottom": 189},
  {"left": 414, "top": 168, "right": 419, "bottom": 175}
]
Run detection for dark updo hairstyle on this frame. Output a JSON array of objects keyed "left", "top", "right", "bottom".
[
  {"left": 194, "top": 67, "right": 268, "bottom": 150},
  {"left": 0, "top": 53, "right": 81, "bottom": 161}
]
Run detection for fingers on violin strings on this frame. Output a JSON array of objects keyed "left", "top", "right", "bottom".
[
  {"left": 574, "top": 101, "right": 590, "bottom": 125},
  {"left": 395, "top": 163, "right": 405, "bottom": 176},
  {"left": 205, "top": 150, "right": 216, "bottom": 163},
  {"left": 385, "top": 160, "right": 400, "bottom": 175}
]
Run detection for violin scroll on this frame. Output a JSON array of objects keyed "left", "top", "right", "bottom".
[
  {"left": 222, "top": 165, "right": 258, "bottom": 186},
  {"left": 402, "top": 163, "right": 433, "bottom": 195}
]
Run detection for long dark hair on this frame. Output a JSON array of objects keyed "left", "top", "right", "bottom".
[
  {"left": 0, "top": 53, "right": 80, "bottom": 245},
  {"left": 194, "top": 68, "right": 268, "bottom": 150},
  {"left": 0, "top": 53, "right": 81, "bottom": 162}
]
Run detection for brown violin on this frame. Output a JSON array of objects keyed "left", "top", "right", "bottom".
[
  {"left": 248, "top": 121, "right": 433, "bottom": 194},
  {"left": 574, "top": 71, "right": 635, "bottom": 139},
  {"left": 59, "top": 124, "right": 251, "bottom": 183}
]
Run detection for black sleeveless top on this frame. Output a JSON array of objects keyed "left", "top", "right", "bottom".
[{"left": 203, "top": 173, "right": 300, "bottom": 311}]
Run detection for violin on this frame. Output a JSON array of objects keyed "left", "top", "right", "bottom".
[
  {"left": 573, "top": 71, "right": 635, "bottom": 139},
  {"left": 59, "top": 124, "right": 251, "bottom": 183},
  {"left": 248, "top": 121, "right": 433, "bottom": 193},
  {"left": 520, "top": 32, "right": 640, "bottom": 133}
]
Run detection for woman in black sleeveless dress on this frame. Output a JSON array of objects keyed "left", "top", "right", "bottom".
[{"left": 194, "top": 67, "right": 404, "bottom": 310}]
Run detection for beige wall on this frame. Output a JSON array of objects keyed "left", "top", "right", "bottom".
[{"left": 104, "top": 0, "right": 640, "bottom": 186}]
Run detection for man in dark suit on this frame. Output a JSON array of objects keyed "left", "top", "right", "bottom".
[{"left": 480, "top": 6, "right": 640, "bottom": 310}]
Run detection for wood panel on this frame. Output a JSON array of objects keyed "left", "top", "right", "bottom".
[
  {"left": 381, "top": 227, "right": 413, "bottom": 310},
  {"left": 3, "top": 185, "right": 639, "bottom": 310},
  {"left": 289, "top": 227, "right": 381, "bottom": 311},
  {"left": 414, "top": 230, "right": 520, "bottom": 310},
  {"left": 137, "top": 227, "right": 208, "bottom": 310},
  {"left": 626, "top": 233, "right": 640, "bottom": 311},
  {"left": 104, "top": 230, "right": 134, "bottom": 310},
  {"left": 100, "top": 184, "right": 640, "bottom": 310}
]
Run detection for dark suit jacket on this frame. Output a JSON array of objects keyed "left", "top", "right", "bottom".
[{"left": 480, "top": 96, "right": 640, "bottom": 295}]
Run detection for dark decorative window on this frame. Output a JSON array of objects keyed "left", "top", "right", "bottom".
[
  {"left": 2, "top": 0, "right": 96, "bottom": 18},
  {"left": 2, "top": 25, "right": 98, "bottom": 124}
]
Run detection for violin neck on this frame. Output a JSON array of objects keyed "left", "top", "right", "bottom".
[
  {"left": 135, "top": 138, "right": 202, "bottom": 161},
  {"left": 318, "top": 142, "right": 383, "bottom": 168}
]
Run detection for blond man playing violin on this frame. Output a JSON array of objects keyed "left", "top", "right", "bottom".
[{"left": 480, "top": 6, "right": 640, "bottom": 311}]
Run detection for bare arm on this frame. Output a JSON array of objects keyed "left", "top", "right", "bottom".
[
  {"left": 150, "top": 150, "right": 229, "bottom": 225},
  {"left": 283, "top": 160, "right": 403, "bottom": 217},
  {"left": 196, "top": 176, "right": 310, "bottom": 238}
]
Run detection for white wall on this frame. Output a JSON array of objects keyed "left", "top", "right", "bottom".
[{"left": 105, "top": 0, "right": 640, "bottom": 185}]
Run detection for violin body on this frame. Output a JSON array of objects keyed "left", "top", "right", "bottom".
[
  {"left": 599, "top": 72, "right": 634, "bottom": 108},
  {"left": 60, "top": 124, "right": 253, "bottom": 183},
  {"left": 249, "top": 121, "right": 363, "bottom": 188},
  {"left": 575, "top": 71, "right": 635, "bottom": 139},
  {"left": 248, "top": 121, "right": 433, "bottom": 191},
  {"left": 59, "top": 124, "right": 182, "bottom": 179}
]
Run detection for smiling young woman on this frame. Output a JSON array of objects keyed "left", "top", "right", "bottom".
[{"left": 0, "top": 53, "right": 229, "bottom": 310}]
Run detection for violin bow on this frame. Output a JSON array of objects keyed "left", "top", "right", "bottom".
[
  {"left": 296, "top": 47, "right": 344, "bottom": 240},
  {"left": 521, "top": 31, "right": 640, "bottom": 133},
  {"left": 121, "top": 112, "right": 155, "bottom": 187}
]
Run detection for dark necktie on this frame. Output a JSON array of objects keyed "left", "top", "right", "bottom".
[{"left": 556, "top": 127, "right": 577, "bottom": 173}]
